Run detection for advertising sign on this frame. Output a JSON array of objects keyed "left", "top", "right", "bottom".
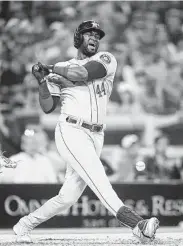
[{"left": 0, "top": 183, "right": 182, "bottom": 228}]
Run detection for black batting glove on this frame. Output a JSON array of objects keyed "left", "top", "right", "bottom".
[
  {"left": 38, "top": 62, "right": 53, "bottom": 75},
  {"left": 32, "top": 63, "right": 45, "bottom": 84}
]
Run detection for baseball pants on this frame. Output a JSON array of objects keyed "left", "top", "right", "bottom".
[{"left": 27, "top": 120, "right": 124, "bottom": 228}]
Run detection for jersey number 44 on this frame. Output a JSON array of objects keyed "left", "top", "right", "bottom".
[{"left": 96, "top": 82, "right": 106, "bottom": 97}]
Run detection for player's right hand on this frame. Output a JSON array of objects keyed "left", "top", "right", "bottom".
[
  {"left": 47, "top": 73, "right": 75, "bottom": 88},
  {"left": 37, "top": 62, "right": 50, "bottom": 76},
  {"left": 47, "top": 73, "right": 66, "bottom": 84}
]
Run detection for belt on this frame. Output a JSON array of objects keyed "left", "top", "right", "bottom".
[{"left": 66, "top": 116, "right": 103, "bottom": 132}]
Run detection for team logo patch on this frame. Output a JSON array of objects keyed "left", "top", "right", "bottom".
[
  {"left": 92, "top": 22, "right": 99, "bottom": 28},
  {"left": 100, "top": 54, "right": 111, "bottom": 64}
]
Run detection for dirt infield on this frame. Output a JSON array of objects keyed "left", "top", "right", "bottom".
[{"left": 0, "top": 228, "right": 182, "bottom": 246}]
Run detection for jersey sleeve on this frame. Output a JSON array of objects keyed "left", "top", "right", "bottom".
[
  {"left": 91, "top": 52, "right": 117, "bottom": 98},
  {"left": 47, "top": 82, "right": 61, "bottom": 97}
]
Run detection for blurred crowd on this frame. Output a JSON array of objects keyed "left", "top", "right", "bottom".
[
  {"left": 1, "top": 1, "right": 183, "bottom": 184},
  {"left": 101, "top": 132, "right": 183, "bottom": 183},
  {"left": 0, "top": 124, "right": 66, "bottom": 183}
]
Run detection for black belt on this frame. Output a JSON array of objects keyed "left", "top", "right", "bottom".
[{"left": 66, "top": 116, "right": 103, "bottom": 132}]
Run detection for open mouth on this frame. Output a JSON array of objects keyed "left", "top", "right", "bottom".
[
  {"left": 88, "top": 43, "right": 95, "bottom": 48},
  {"left": 88, "top": 40, "right": 97, "bottom": 49}
]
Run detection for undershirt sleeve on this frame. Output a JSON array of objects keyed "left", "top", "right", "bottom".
[{"left": 83, "top": 61, "right": 107, "bottom": 81}]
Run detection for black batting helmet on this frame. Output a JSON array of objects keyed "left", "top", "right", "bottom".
[{"left": 74, "top": 20, "right": 105, "bottom": 49}]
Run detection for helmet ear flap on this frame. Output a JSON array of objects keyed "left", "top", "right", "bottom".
[
  {"left": 74, "top": 29, "right": 84, "bottom": 49},
  {"left": 79, "top": 33, "right": 83, "bottom": 46}
]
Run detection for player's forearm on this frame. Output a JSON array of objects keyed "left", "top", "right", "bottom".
[
  {"left": 53, "top": 64, "right": 88, "bottom": 82},
  {"left": 39, "top": 82, "right": 54, "bottom": 113},
  {"left": 53, "top": 61, "right": 106, "bottom": 82},
  {"left": 57, "top": 76, "right": 75, "bottom": 87}
]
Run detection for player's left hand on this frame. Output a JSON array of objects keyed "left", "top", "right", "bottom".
[{"left": 32, "top": 63, "right": 45, "bottom": 83}]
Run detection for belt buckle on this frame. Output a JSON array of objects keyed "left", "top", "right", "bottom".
[
  {"left": 91, "top": 124, "right": 97, "bottom": 132},
  {"left": 91, "top": 124, "right": 103, "bottom": 132}
]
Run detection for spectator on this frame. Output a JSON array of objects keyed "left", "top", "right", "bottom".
[
  {"left": 125, "top": 10, "right": 146, "bottom": 51},
  {"left": 0, "top": 125, "right": 58, "bottom": 184},
  {"left": 114, "top": 134, "right": 146, "bottom": 182},
  {"left": 144, "top": 133, "right": 181, "bottom": 181},
  {"left": 135, "top": 70, "right": 163, "bottom": 114},
  {"left": 111, "top": 83, "right": 143, "bottom": 115},
  {"left": 139, "top": 11, "right": 160, "bottom": 48},
  {"left": 165, "top": 8, "right": 183, "bottom": 46},
  {"left": 161, "top": 63, "right": 183, "bottom": 114},
  {"left": 0, "top": 106, "right": 21, "bottom": 157},
  {"left": 22, "top": 73, "right": 40, "bottom": 112}
]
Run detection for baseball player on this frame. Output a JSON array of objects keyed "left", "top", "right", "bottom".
[{"left": 13, "top": 20, "right": 159, "bottom": 243}]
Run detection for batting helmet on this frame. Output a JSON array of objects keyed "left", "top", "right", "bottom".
[{"left": 74, "top": 20, "right": 105, "bottom": 49}]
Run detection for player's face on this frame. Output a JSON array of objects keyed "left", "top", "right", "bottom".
[{"left": 81, "top": 31, "right": 100, "bottom": 57}]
